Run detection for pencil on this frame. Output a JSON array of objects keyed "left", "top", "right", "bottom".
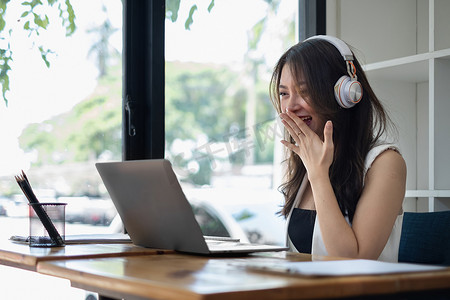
[{"left": 15, "top": 172, "right": 65, "bottom": 247}]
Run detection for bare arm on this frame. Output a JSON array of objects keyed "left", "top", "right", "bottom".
[{"left": 311, "top": 149, "right": 406, "bottom": 259}]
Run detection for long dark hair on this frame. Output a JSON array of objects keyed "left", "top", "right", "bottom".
[{"left": 270, "top": 38, "right": 393, "bottom": 222}]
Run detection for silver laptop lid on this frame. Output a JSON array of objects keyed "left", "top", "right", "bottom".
[{"left": 96, "top": 159, "right": 210, "bottom": 254}]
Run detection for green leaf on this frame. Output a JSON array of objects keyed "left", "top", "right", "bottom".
[
  {"left": 207, "top": 0, "right": 215, "bottom": 12},
  {"left": 166, "top": 0, "right": 180, "bottom": 22},
  {"left": 41, "top": 54, "right": 50, "bottom": 67},
  {"left": 0, "top": 1, "right": 8, "bottom": 11},
  {"left": 185, "top": 5, "right": 197, "bottom": 30},
  {"left": 31, "top": 10, "right": 49, "bottom": 29},
  {"left": 0, "top": 16, "right": 5, "bottom": 32},
  {"left": 44, "top": 14, "right": 49, "bottom": 27},
  {"left": 65, "top": 0, "right": 76, "bottom": 35},
  {"left": 1, "top": 68, "right": 10, "bottom": 107},
  {"left": 38, "top": 46, "right": 51, "bottom": 68},
  {"left": 21, "top": 11, "right": 29, "bottom": 17},
  {"left": 22, "top": 2, "right": 33, "bottom": 8},
  {"left": 33, "top": 12, "right": 40, "bottom": 25}
]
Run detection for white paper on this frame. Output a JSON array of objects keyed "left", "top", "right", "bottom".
[{"left": 242, "top": 259, "right": 446, "bottom": 277}]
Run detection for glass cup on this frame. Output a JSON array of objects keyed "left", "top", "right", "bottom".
[{"left": 28, "top": 203, "right": 66, "bottom": 247}]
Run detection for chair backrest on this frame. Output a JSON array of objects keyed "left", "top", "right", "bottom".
[{"left": 398, "top": 211, "right": 450, "bottom": 266}]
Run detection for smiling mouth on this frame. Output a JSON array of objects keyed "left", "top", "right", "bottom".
[
  {"left": 301, "top": 116, "right": 312, "bottom": 125},
  {"left": 301, "top": 116, "right": 312, "bottom": 121}
]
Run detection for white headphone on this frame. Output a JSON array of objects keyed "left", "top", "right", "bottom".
[{"left": 305, "top": 35, "right": 363, "bottom": 109}]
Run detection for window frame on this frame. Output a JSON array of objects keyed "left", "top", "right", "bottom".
[{"left": 123, "top": 0, "right": 165, "bottom": 160}]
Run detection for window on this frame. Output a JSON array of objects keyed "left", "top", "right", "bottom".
[
  {"left": 0, "top": 0, "right": 312, "bottom": 245},
  {"left": 0, "top": 0, "right": 303, "bottom": 245},
  {"left": 0, "top": 0, "right": 123, "bottom": 239},
  {"left": 164, "top": 0, "right": 298, "bottom": 245}
]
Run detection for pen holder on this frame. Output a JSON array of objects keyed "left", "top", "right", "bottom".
[{"left": 29, "top": 203, "right": 66, "bottom": 247}]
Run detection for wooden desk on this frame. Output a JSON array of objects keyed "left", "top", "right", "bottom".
[
  {"left": 0, "top": 240, "right": 172, "bottom": 271},
  {"left": 38, "top": 252, "right": 450, "bottom": 300}
]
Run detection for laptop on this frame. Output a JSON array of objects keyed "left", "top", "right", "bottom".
[{"left": 95, "top": 159, "right": 288, "bottom": 255}]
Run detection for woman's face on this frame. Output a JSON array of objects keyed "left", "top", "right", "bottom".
[{"left": 279, "top": 64, "right": 326, "bottom": 137}]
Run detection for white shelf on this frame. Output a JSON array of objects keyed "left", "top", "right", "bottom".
[
  {"left": 405, "top": 190, "right": 450, "bottom": 198},
  {"left": 363, "top": 48, "right": 450, "bottom": 83}
]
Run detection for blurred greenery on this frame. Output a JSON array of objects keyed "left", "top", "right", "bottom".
[
  {"left": 165, "top": 62, "right": 246, "bottom": 145},
  {"left": 19, "top": 62, "right": 122, "bottom": 166},
  {"left": 8, "top": 0, "right": 295, "bottom": 192},
  {"left": 19, "top": 60, "right": 274, "bottom": 167},
  {"left": 233, "top": 209, "right": 255, "bottom": 222}
]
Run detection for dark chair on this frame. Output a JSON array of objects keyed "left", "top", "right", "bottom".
[{"left": 398, "top": 211, "right": 450, "bottom": 266}]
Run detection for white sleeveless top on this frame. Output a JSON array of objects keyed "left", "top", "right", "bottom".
[{"left": 286, "top": 144, "right": 404, "bottom": 262}]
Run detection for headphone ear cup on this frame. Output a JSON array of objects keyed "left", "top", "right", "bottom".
[{"left": 334, "top": 76, "right": 363, "bottom": 108}]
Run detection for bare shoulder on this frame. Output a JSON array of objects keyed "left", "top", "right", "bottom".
[
  {"left": 361, "top": 149, "right": 406, "bottom": 214},
  {"left": 367, "top": 149, "right": 407, "bottom": 181}
]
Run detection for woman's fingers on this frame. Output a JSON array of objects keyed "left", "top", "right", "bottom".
[
  {"left": 323, "top": 120, "right": 333, "bottom": 147},
  {"left": 282, "top": 111, "right": 311, "bottom": 132},
  {"left": 280, "top": 117, "right": 302, "bottom": 145},
  {"left": 279, "top": 112, "right": 310, "bottom": 143}
]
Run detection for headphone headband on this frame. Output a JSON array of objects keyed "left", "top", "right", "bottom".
[{"left": 305, "top": 35, "right": 354, "bottom": 61}]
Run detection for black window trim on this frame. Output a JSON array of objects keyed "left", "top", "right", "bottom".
[{"left": 123, "top": 0, "right": 165, "bottom": 161}]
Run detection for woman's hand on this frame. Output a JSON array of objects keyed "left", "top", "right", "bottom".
[{"left": 279, "top": 111, "right": 334, "bottom": 181}]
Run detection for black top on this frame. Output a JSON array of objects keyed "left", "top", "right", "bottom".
[{"left": 288, "top": 208, "right": 316, "bottom": 254}]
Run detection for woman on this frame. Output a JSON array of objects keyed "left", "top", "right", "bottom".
[{"left": 270, "top": 35, "right": 406, "bottom": 262}]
